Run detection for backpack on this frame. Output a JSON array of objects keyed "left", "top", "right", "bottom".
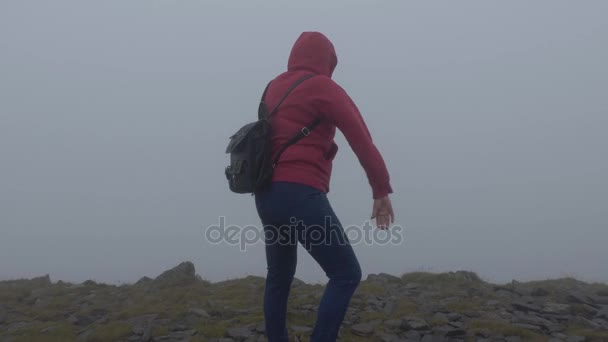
[{"left": 224, "top": 74, "right": 320, "bottom": 194}]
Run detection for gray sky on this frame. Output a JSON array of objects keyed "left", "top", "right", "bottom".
[{"left": 1, "top": 1, "right": 607, "bottom": 285}]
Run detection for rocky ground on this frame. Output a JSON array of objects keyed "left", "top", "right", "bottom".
[{"left": 1, "top": 262, "right": 608, "bottom": 342}]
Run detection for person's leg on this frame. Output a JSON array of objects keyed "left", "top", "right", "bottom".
[
  {"left": 256, "top": 183, "right": 299, "bottom": 342},
  {"left": 263, "top": 223, "right": 297, "bottom": 342},
  {"left": 295, "top": 195, "right": 362, "bottom": 342}
]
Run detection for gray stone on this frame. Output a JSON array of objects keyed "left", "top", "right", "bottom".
[
  {"left": 255, "top": 322, "right": 265, "bottom": 333},
  {"left": 189, "top": 308, "right": 210, "bottom": 318},
  {"left": 531, "top": 287, "right": 550, "bottom": 297},
  {"left": 404, "top": 330, "right": 422, "bottom": 341},
  {"left": 567, "top": 292, "right": 593, "bottom": 305},
  {"left": 153, "top": 261, "right": 196, "bottom": 288},
  {"left": 512, "top": 323, "right": 543, "bottom": 333},
  {"left": 383, "top": 319, "right": 403, "bottom": 329},
  {"left": 446, "top": 312, "right": 462, "bottom": 321},
  {"left": 506, "top": 337, "right": 522, "bottom": 342},
  {"left": 402, "top": 317, "right": 430, "bottom": 331},
  {"left": 542, "top": 302, "right": 572, "bottom": 315},
  {"left": 351, "top": 322, "right": 375, "bottom": 336},
  {"left": 596, "top": 305, "right": 608, "bottom": 319},
  {"left": 512, "top": 301, "right": 541, "bottom": 312},
  {"left": 378, "top": 332, "right": 401, "bottom": 342},
  {"left": 384, "top": 300, "right": 398, "bottom": 314},
  {"left": 226, "top": 327, "right": 252, "bottom": 339}
]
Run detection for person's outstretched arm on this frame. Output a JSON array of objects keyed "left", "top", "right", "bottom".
[{"left": 313, "top": 77, "right": 395, "bottom": 228}]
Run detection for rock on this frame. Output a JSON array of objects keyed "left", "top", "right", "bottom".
[
  {"left": 567, "top": 292, "right": 593, "bottom": 305},
  {"left": 378, "top": 332, "right": 401, "bottom": 342},
  {"left": 596, "top": 306, "right": 608, "bottom": 319},
  {"left": 485, "top": 299, "right": 500, "bottom": 306},
  {"left": 531, "top": 287, "right": 550, "bottom": 297},
  {"left": 542, "top": 302, "right": 572, "bottom": 315},
  {"left": 367, "top": 273, "right": 402, "bottom": 284},
  {"left": 135, "top": 276, "right": 153, "bottom": 286},
  {"left": 130, "top": 314, "right": 156, "bottom": 342},
  {"left": 512, "top": 301, "right": 541, "bottom": 312},
  {"left": 383, "top": 300, "right": 398, "bottom": 314},
  {"left": 512, "top": 323, "right": 543, "bottom": 333},
  {"left": 404, "top": 282, "right": 421, "bottom": 290},
  {"left": 446, "top": 312, "right": 462, "bottom": 321},
  {"left": 189, "top": 308, "right": 210, "bottom": 318},
  {"left": 404, "top": 330, "right": 422, "bottom": 341},
  {"left": 383, "top": 319, "right": 403, "bottom": 329},
  {"left": 255, "top": 322, "right": 265, "bottom": 333},
  {"left": 505, "top": 337, "right": 522, "bottom": 342},
  {"left": 402, "top": 317, "right": 430, "bottom": 331},
  {"left": 351, "top": 322, "right": 375, "bottom": 337},
  {"left": 226, "top": 327, "right": 252, "bottom": 339},
  {"left": 442, "top": 327, "right": 466, "bottom": 337},
  {"left": 153, "top": 261, "right": 196, "bottom": 288}
]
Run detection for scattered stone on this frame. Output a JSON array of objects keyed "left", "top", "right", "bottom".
[
  {"left": 532, "top": 287, "right": 550, "bottom": 297},
  {"left": 402, "top": 317, "right": 430, "bottom": 331},
  {"left": 542, "top": 302, "right": 571, "bottom": 315},
  {"left": 512, "top": 301, "right": 541, "bottom": 312},
  {"left": 378, "top": 332, "right": 401, "bottom": 342},
  {"left": 383, "top": 300, "right": 398, "bottom": 314},
  {"left": 226, "top": 326, "right": 252, "bottom": 339},
  {"left": 567, "top": 291, "right": 593, "bottom": 305},
  {"left": 351, "top": 322, "right": 375, "bottom": 337},
  {"left": 189, "top": 308, "right": 210, "bottom": 318}
]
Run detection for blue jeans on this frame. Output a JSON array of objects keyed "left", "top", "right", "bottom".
[{"left": 255, "top": 181, "right": 362, "bottom": 342}]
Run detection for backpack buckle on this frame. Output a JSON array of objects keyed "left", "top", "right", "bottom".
[{"left": 301, "top": 127, "right": 311, "bottom": 136}]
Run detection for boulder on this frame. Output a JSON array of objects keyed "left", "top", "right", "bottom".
[{"left": 153, "top": 261, "right": 196, "bottom": 288}]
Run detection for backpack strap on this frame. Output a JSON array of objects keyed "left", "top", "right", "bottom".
[
  {"left": 271, "top": 117, "right": 321, "bottom": 169},
  {"left": 257, "top": 74, "right": 321, "bottom": 169},
  {"left": 258, "top": 74, "right": 316, "bottom": 120}
]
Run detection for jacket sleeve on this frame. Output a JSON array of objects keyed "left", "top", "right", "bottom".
[{"left": 313, "top": 77, "right": 393, "bottom": 199}]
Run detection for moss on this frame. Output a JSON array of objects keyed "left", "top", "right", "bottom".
[
  {"left": 566, "top": 326, "right": 608, "bottom": 340},
  {"left": 355, "top": 282, "right": 385, "bottom": 297},
  {"left": 196, "top": 320, "right": 229, "bottom": 338},
  {"left": 9, "top": 322, "right": 76, "bottom": 342},
  {"left": 468, "top": 319, "right": 548, "bottom": 341},
  {"left": 446, "top": 298, "right": 483, "bottom": 313},
  {"left": 152, "top": 325, "right": 169, "bottom": 336},
  {"left": 88, "top": 322, "right": 132, "bottom": 341}
]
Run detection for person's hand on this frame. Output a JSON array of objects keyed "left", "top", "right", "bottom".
[{"left": 371, "top": 195, "right": 395, "bottom": 230}]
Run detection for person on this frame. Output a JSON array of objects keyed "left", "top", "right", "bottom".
[{"left": 254, "top": 31, "right": 394, "bottom": 342}]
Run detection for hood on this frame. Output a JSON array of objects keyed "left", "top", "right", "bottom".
[{"left": 287, "top": 31, "right": 338, "bottom": 78}]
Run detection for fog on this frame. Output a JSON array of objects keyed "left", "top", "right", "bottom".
[{"left": 1, "top": 1, "right": 607, "bottom": 285}]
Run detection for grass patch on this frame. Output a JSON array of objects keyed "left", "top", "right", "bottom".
[
  {"left": 355, "top": 282, "right": 385, "bottom": 297},
  {"left": 88, "top": 322, "right": 132, "bottom": 342},
  {"left": 566, "top": 326, "right": 608, "bottom": 340},
  {"left": 468, "top": 319, "right": 548, "bottom": 341},
  {"left": 197, "top": 320, "right": 229, "bottom": 338},
  {"left": 446, "top": 298, "right": 484, "bottom": 313}
]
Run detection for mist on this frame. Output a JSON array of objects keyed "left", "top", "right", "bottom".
[{"left": 1, "top": 1, "right": 607, "bottom": 285}]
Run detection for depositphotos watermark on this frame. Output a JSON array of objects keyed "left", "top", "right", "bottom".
[{"left": 204, "top": 216, "right": 404, "bottom": 251}]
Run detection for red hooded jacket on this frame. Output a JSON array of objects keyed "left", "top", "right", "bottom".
[{"left": 264, "top": 32, "right": 393, "bottom": 199}]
